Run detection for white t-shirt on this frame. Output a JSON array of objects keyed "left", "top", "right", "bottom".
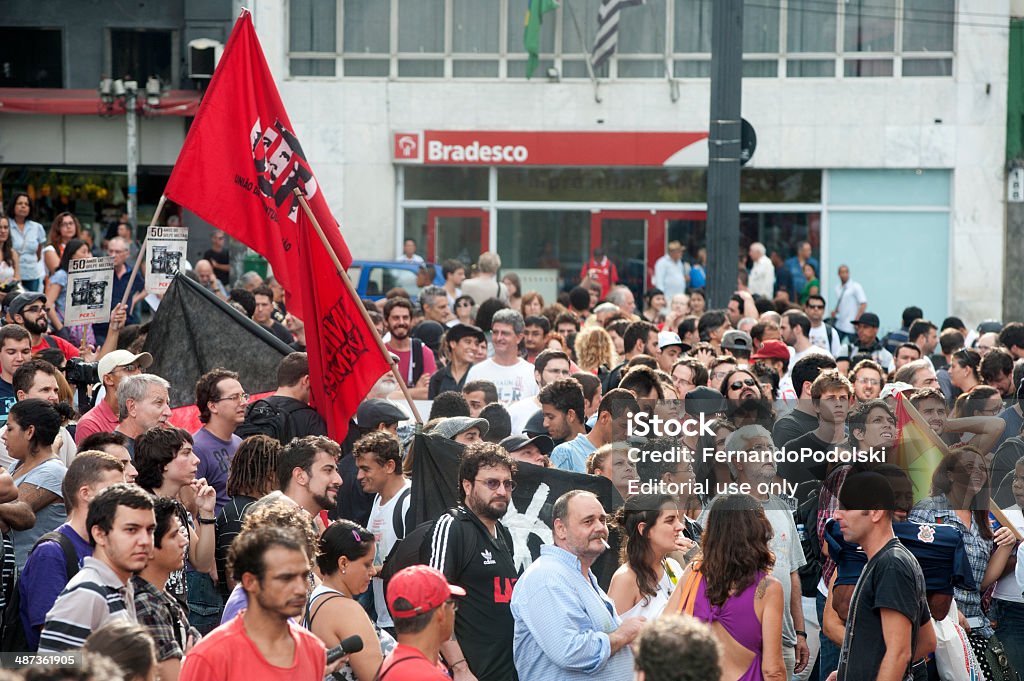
[
  {"left": 367, "top": 479, "right": 412, "bottom": 628},
  {"left": 994, "top": 505, "right": 1024, "bottom": 602},
  {"left": 506, "top": 397, "right": 541, "bottom": 437},
  {"left": 465, "top": 358, "right": 539, "bottom": 404},
  {"left": 808, "top": 323, "right": 841, "bottom": 356},
  {"left": 833, "top": 281, "right": 867, "bottom": 333}
]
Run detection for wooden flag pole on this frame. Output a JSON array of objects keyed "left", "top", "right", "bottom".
[
  {"left": 292, "top": 189, "right": 423, "bottom": 425},
  {"left": 120, "top": 194, "right": 168, "bottom": 308}
]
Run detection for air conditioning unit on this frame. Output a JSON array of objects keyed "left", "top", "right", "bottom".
[{"left": 188, "top": 39, "right": 223, "bottom": 79}]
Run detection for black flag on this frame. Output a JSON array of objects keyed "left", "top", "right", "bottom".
[
  {"left": 143, "top": 274, "right": 293, "bottom": 407},
  {"left": 411, "top": 432, "right": 621, "bottom": 586}
]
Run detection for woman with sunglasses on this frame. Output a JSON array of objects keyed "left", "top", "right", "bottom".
[
  {"left": 306, "top": 520, "right": 395, "bottom": 681},
  {"left": 453, "top": 295, "right": 476, "bottom": 325},
  {"left": 44, "top": 237, "right": 95, "bottom": 348}
]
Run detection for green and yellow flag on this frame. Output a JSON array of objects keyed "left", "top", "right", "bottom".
[{"left": 524, "top": 0, "right": 559, "bottom": 78}]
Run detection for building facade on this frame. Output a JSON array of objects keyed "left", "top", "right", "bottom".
[{"left": 253, "top": 0, "right": 1009, "bottom": 332}]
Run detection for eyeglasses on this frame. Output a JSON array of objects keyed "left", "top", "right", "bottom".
[
  {"left": 475, "top": 478, "right": 516, "bottom": 491},
  {"left": 20, "top": 305, "right": 47, "bottom": 314},
  {"left": 729, "top": 378, "right": 758, "bottom": 391},
  {"left": 215, "top": 393, "right": 249, "bottom": 403},
  {"left": 114, "top": 363, "right": 140, "bottom": 373},
  {"left": 446, "top": 599, "right": 459, "bottom": 612},
  {"left": 855, "top": 377, "right": 881, "bottom": 386},
  {"left": 806, "top": 303, "right": 825, "bottom": 310},
  {"left": 955, "top": 349, "right": 979, "bottom": 367},
  {"left": 711, "top": 370, "right": 733, "bottom": 380}
]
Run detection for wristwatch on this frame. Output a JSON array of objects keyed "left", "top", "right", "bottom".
[{"left": 795, "top": 630, "right": 807, "bottom": 638}]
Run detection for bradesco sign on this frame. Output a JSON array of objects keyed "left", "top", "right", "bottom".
[{"left": 393, "top": 130, "right": 708, "bottom": 166}]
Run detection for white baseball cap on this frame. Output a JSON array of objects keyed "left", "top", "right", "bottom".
[{"left": 98, "top": 350, "right": 153, "bottom": 381}]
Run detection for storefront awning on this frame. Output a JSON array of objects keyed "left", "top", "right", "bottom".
[{"left": 0, "top": 88, "right": 200, "bottom": 117}]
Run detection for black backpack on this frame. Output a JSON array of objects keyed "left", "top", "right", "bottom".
[
  {"left": 379, "top": 508, "right": 481, "bottom": 593},
  {"left": 793, "top": 482, "right": 823, "bottom": 598},
  {"left": 0, "top": 531, "right": 79, "bottom": 651},
  {"left": 236, "top": 398, "right": 305, "bottom": 444}
]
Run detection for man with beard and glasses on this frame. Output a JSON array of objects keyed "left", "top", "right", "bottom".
[
  {"left": 385, "top": 297, "right": 436, "bottom": 400},
  {"left": 180, "top": 526, "right": 334, "bottom": 681},
  {"left": 427, "top": 442, "right": 520, "bottom": 681},
  {"left": 511, "top": 490, "right": 645, "bottom": 681},
  {"left": 278, "top": 435, "right": 342, "bottom": 527},
  {"left": 38, "top": 483, "right": 155, "bottom": 653}
]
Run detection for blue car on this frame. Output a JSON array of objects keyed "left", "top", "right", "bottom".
[{"left": 350, "top": 260, "right": 444, "bottom": 301}]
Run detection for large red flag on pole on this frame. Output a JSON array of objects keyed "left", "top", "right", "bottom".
[
  {"left": 164, "top": 9, "right": 351, "bottom": 318},
  {"left": 165, "top": 10, "right": 388, "bottom": 439}
]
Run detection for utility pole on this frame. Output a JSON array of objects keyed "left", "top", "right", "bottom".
[
  {"left": 125, "top": 82, "right": 139, "bottom": 229},
  {"left": 705, "top": 0, "right": 743, "bottom": 309}
]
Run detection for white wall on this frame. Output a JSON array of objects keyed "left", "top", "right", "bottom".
[{"left": 253, "top": 0, "right": 1009, "bottom": 321}]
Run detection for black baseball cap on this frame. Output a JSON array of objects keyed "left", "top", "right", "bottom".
[
  {"left": 8, "top": 292, "right": 45, "bottom": 317},
  {"left": 500, "top": 434, "right": 554, "bottom": 457},
  {"left": 356, "top": 399, "right": 407, "bottom": 429},
  {"left": 852, "top": 313, "right": 880, "bottom": 328},
  {"left": 523, "top": 410, "right": 547, "bottom": 438},
  {"left": 446, "top": 323, "right": 486, "bottom": 344},
  {"left": 683, "top": 386, "right": 727, "bottom": 418}
]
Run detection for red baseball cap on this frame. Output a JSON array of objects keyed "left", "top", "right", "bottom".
[
  {"left": 751, "top": 340, "right": 790, "bottom": 361},
  {"left": 387, "top": 565, "right": 466, "bottom": 619}
]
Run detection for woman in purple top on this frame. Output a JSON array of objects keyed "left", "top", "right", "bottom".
[{"left": 667, "top": 494, "right": 786, "bottom": 681}]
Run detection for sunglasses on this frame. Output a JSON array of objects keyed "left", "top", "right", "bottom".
[
  {"left": 729, "top": 378, "right": 758, "bottom": 391},
  {"left": 806, "top": 303, "right": 824, "bottom": 310},
  {"left": 476, "top": 478, "right": 516, "bottom": 491}
]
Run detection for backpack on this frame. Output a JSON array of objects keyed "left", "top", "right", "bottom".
[
  {"left": 0, "top": 531, "right": 79, "bottom": 652},
  {"left": 793, "top": 482, "right": 823, "bottom": 598},
  {"left": 379, "top": 508, "right": 482, "bottom": 593},
  {"left": 391, "top": 487, "right": 414, "bottom": 539},
  {"left": 235, "top": 398, "right": 306, "bottom": 444}
]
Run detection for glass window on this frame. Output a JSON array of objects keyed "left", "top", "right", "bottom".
[
  {"left": 343, "top": 59, "right": 390, "bottom": 77},
  {"left": 453, "top": 0, "right": 499, "bottom": 53},
  {"left": 404, "top": 167, "right": 489, "bottom": 200},
  {"left": 787, "top": 60, "right": 835, "bottom": 77},
  {"left": 563, "top": 2, "right": 609, "bottom": 76},
  {"left": 787, "top": 0, "right": 836, "bottom": 53},
  {"left": 454, "top": 60, "right": 500, "bottom": 77},
  {"left": 0, "top": 28, "right": 63, "bottom": 87},
  {"left": 398, "top": 60, "right": 444, "bottom": 77},
  {"left": 744, "top": 0, "right": 780, "bottom": 53},
  {"left": 509, "top": 0, "right": 555, "bottom": 56},
  {"left": 112, "top": 29, "right": 174, "bottom": 85},
  {"left": 618, "top": 0, "right": 667, "bottom": 54},
  {"left": 344, "top": 0, "right": 389, "bottom": 53},
  {"left": 398, "top": 0, "right": 444, "bottom": 53},
  {"left": 903, "top": 0, "right": 954, "bottom": 52},
  {"left": 497, "top": 210, "right": 590, "bottom": 290},
  {"left": 674, "top": 60, "right": 711, "bottom": 77},
  {"left": 290, "top": 0, "right": 336, "bottom": 54},
  {"left": 674, "top": 0, "right": 712, "bottom": 53},
  {"left": 498, "top": 168, "right": 708, "bottom": 203},
  {"left": 843, "top": 0, "right": 895, "bottom": 53},
  {"left": 743, "top": 60, "right": 777, "bottom": 77},
  {"left": 291, "top": 59, "right": 336, "bottom": 77},
  {"left": 844, "top": 59, "right": 893, "bottom": 77},
  {"left": 902, "top": 58, "right": 953, "bottom": 77},
  {"left": 618, "top": 60, "right": 666, "bottom": 78},
  {"left": 740, "top": 170, "right": 822, "bottom": 203}
]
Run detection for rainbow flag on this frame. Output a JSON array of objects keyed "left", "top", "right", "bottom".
[{"left": 892, "top": 393, "right": 948, "bottom": 503}]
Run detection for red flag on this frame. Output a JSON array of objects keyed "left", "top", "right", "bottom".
[
  {"left": 164, "top": 9, "right": 351, "bottom": 318},
  {"left": 296, "top": 208, "right": 390, "bottom": 440},
  {"left": 165, "top": 9, "right": 387, "bottom": 438}
]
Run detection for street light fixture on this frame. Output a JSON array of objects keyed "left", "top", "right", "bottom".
[{"left": 98, "top": 76, "right": 161, "bottom": 231}]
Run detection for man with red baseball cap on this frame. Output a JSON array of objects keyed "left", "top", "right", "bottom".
[
  {"left": 752, "top": 340, "right": 794, "bottom": 402},
  {"left": 380, "top": 565, "right": 466, "bottom": 680}
]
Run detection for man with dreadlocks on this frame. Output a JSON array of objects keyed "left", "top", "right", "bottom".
[{"left": 214, "top": 435, "right": 283, "bottom": 600}]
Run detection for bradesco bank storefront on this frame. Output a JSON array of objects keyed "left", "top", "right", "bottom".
[{"left": 393, "top": 129, "right": 823, "bottom": 301}]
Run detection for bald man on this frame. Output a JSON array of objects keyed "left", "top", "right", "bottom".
[{"left": 195, "top": 260, "right": 228, "bottom": 299}]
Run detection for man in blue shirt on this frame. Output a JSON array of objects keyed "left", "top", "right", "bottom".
[
  {"left": 549, "top": 388, "right": 637, "bottom": 473},
  {"left": 785, "top": 241, "right": 820, "bottom": 294},
  {"left": 511, "top": 489, "right": 645, "bottom": 681}
]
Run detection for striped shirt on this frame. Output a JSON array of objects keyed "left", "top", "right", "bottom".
[{"left": 38, "top": 557, "right": 136, "bottom": 652}]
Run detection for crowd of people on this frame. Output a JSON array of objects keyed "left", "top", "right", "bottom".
[{"left": 0, "top": 228, "right": 1020, "bottom": 681}]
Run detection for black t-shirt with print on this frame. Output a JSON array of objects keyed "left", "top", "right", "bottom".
[{"left": 837, "top": 538, "right": 930, "bottom": 681}]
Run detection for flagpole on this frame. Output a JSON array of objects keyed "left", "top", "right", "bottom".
[
  {"left": 292, "top": 189, "right": 423, "bottom": 425},
  {"left": 120, "top": 194, "right": 168, "bottom": 308}
]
